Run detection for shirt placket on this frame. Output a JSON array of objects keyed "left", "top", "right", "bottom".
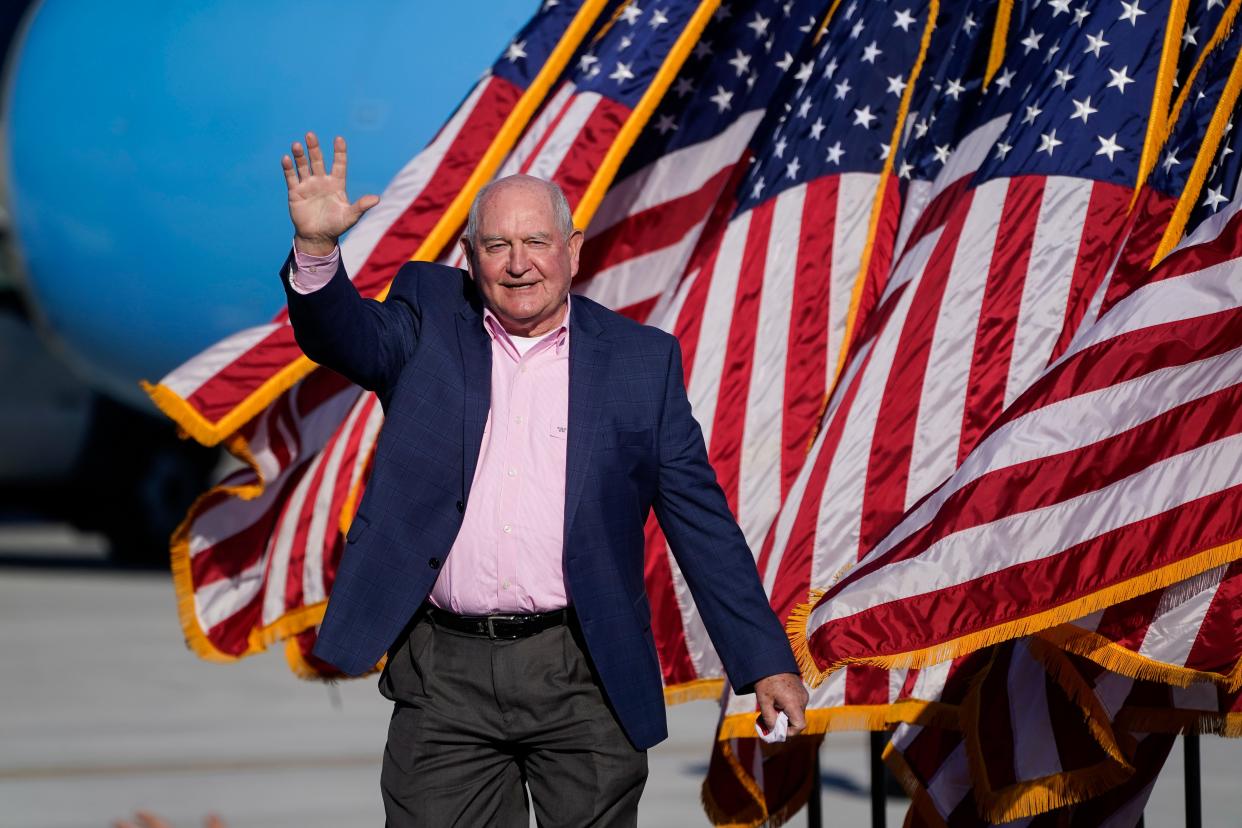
[{"left": 495, "top": 343, "right": 530, "bottom": 611}]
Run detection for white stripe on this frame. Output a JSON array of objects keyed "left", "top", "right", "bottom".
[
  {"left": 909, "top": 658, "right": 952, "bottom": 700},
  {"left": 263, "top": 438, "right": 330, "bottom": 626},
  {"left": 666, "top": 542, "right": 724, "bottom": 679},
  {"left": 686, "top": 212, "right": 751, "bottom": 446},
  {"left": 161, "top": 324, "right": 281, "bottom": 397},
  {"left": 588, "top": 111, "right": 763, "bottom": 235},
  {"left": 927, "top": 742, "right": 972, "bottom": 818},
  {"left": 828, "top": 173, "right": 880, "bottom": 386},
  {"left": 341, "top": 76, "right": 493, "bottom": 274},
  {"left": 517, "top": 90, "right": 602, "bottom": 181},
  {"left": 1171, "top": 681, "right": 1219, "bottom": 712},
  {"left": 1004, "top": 176, "right": 1093, "bottom": 408},
  {"left": 197, "top": 557, "right": 267, "bottom": 631},
  {"left": 1178, "top": 165, "right": 1242, "bottom": 254},
  {"left": 932, "top": 115, "right": 1008, "bottom": 202},
  {"left": 498, "top": 83, "right": 576, "bottom": 178},
  {"left": 905, "top": 180, "right": 1004, "bottom": 509},
  {"left": 893, "top": 179, "right": 933, "bottom": 262},
  {"left": 815, "top": 430, "right": 1242, "bottom": 627},
  {"left": 1136, "top": 565, "right": 1226, "bottom": 667},
  {"left": 1009, "top": 641, "right": 1062, "bottom": 780},
  {"left": 575, "top": 217, "right": 707, "bottom": 311},
  {"left": 1092, "top": 670, "right": 1134, "bottom": 719},
  {"left": 738, "top": 186, "right": 804, "bottom": 547},
  {"left": 648, "top": 267, "right": 698, "bottom": 335}
]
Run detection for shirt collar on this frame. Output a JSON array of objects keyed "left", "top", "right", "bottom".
[{"left": 482, "top": 296, "right": 571, "bottom": 356}]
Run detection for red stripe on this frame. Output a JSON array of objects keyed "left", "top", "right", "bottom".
[
  {"left": 810, "top": 479, "right": 1242, "bottom": 668},
  {"left": 205, "top": 591, "right": 265, "bottom": 657},
  {"left": 854, "top": 173, "right": 903, "bottom": 334},
  {"left": 550, "top": 97, "right": 632, "bottom": 207},
  {"left": 1184, "top": 559, "right": 1242, "bottom": 672},
  {"left": 845, "top": 664, "right": 891, "bottom": 706},
  {"left": 857, "top": 190, "right": 975, "bottom": 556},
  {"left": 956, "top": 177, "right": 1043, "bottom": 462},
  {"left": 643, "top": 515, "right": 698, "bottom": 685},
  {"left": 517, "top": 83, "right": 578, "bottom": 176},
  {"left": 708, "top": 199, "right": 774, "bottom": 514},
  {"left": 781, "top": 177, "right": 836, "bottom": 499},
  {"left": 1092, "top": 588, "right": 1164, "bottom": 651},
  {"left": 186, "top": 332, "right": 303, "bottom": 422}
]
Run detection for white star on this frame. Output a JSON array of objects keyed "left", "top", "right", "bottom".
[
  {"left": 709, "top": 85, "right": 733, "bottom": 112},
  {"left": 786, "top": 157, "right": 802, "bottom": 179},
  {"left": 1119, "top": 0, "right": 1146, "bottom": 26},
  {"left": 1096, "top": 133, "right": 1123, "bottom": 161},
  {"left": 648, "top": 7, "right": 669, "bottom": 27},
  {"left": 850, "top": 20, "right": 865, "bottom": 39},
  {"left": 945, "top": 77, "right": 966, "bottom": 100},
  {"left": 795, "top": 61, "right": 814, "bottom": 84},
  {"left": 713, "top": 3, "right": 732, "bottom": 22},
  {"left": 893, "top": 8, "right": 916, "bottom": 31},
  {"left": 619, "top": 35, "right": 633, "bottom": 50},
  {"left": 782, "top": 1, "right": 793, "bottom": 16},
  {"left": 747, "top": 12, "right": 771, "bottom": 36},
  {"left": 1162, "top": 148, "right": 1181, "bottom": 173},
  {"left": 773, "top": 136, "right": 788, "bottom": 158},
  {"left": 1204, "top": 185, "right": 1228, "bottom": 211},
  {"left": 654, "top": 114, "right": 677, "bottom": 135},
  {"left": 610, "top": 61, "right": 635, "bottom": 82},
  {"left": 1183, "top": 24, "right": 1198, "bottom": 47},
  {"left": 913, "top": 118, "right": 930, "bottom": 138},
  {"left": 933, "top": 144, "right": 951, "bottom": 164},
  {"left": 1108, "top": 65, "right": 1135, "bottom": 94},
  {"left": 824, "top": 58, "right": 839, "bottom": 79},
  {"left": 886, "top": 74, "right": 908, "bottom": 97},
  {"left": 1022, "top": 103, "right": 1043, "bottom": 124},
  {"left": 994, "top": 68, "right": 1015, "bottom": 91},
  {"left": 898, "top": 160, "right": 915, "bottom": 178},
  {"left": 1021, "top": 28, "right": 1043, "bottom": 54},
  {"left": 693, "top": 40, "right": 713, "bottom": 60},
  {"left": 844, "top": 0, "right": 858, "bottom": 18},
  {"left": 1053, "top": 68, "right": 1075, "bottom": 90},
  {"left": 619, "top": 4, "right": 642, "bottom": 25},
  {"left": 578, "top": 53, "right": 598, "bottom": 73},
  {"left": 1044, "top": 42, "right": 1061, "bottom": 64},
  {"left": 826, "top": 141, "right": 845, "bottom": 164},
  {"left": 764, "top": 35, "right": 775, "bottom": 53},
  {"left": 964, "top": 13, "right": 978, "bottom": 33},
  {"left": 879, "top": 143, "right": 891, "bottom": 161},
  {"left": 995, "top": 140, "right": 1013, "bottom": 159},
  {"left": 505, "top": 40, "right": 527, "bottom": 62},
  {"left": 746, "top": 71, "right": 757, "bottom": 90},
  {"left": 1084, "top": 30, "right": 1109, "bottom": 58},
  {"left": 862, "top": 41, "right": 882, "bottom": 63},
  {"left": 728, "top": 49, "right": 751, "bottom": 76},
  {"left": 773, "top": 51, "right": 793, "bottom": 72},
  {"left": 809, "top": 117, "right": 825, "bottom": 140},
  {"left": 1070, "top": 96, "right": 1098, "bottom": 123},
  {"left": 1208, "top": 0, "right": 1225, "bottom": 7},
  {"left": 1073, "top": 5, "right": 1090, "bottom": 24},
  {"left": 673, "top": 77, "right": 695, "bottom": 96},
  {"left": 750, "top": 175, "right": 765, "bottom": 200},
  {"left": 1049, "top": 0, "right": 1072, "bottom": 15},
  {"left": 834, "top": 78, "right": 852, "bottom": 99},
  {"left": 1038, "top": 129, "right": 1063, "bottom": 155},
  {"left": 799, "top": 14, "right": 816, "bottom": 34},
  {"left": 798, "top": 97, "right": 813, "bottom": 118},
  {"left": 542, "top": 0, "right": 559, "bottom": 8},
  {"left": 853, "top": 105, "right": 876, "bottom": 128}
]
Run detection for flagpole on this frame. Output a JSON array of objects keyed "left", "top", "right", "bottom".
[
  {"left": 869, "top": 732, "right": 886, "bottom": 828},
  {"left": 807, "top": 748, "right": 822, "bottom": 828},
  {"left": 1184, "top": 731, "right": 1202, "bottom": 828}
]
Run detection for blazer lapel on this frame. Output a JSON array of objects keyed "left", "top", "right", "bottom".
[
  {"left": 564, "top": 300, "right": 610, "bottom": 543},
  {"left": 456, "top": 308, "right": 492, "bottom": 504}
]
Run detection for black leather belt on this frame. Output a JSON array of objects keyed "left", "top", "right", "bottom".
[{"left": 424, "top": 605, "right": 571, "bottom": 640}]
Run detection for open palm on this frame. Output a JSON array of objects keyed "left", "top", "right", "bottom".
[{"left": 282, "top": 132, "right": 378, "bottom": 255}]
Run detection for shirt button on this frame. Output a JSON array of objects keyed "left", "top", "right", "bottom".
[
  {"left": 502, "top": 524, "right": 512, "bottom": 534},
  {"left": 515, "top": 416, "right": 523, "bottom": 425},
  {"left": 428, "top": 557, "right": 441, "bottom": 570},
  {"left": 502, "top": 579, "right": 511, "bottom": 590},
  {"left": 507, "top": 467, "right": 517, "bottom": 477}
]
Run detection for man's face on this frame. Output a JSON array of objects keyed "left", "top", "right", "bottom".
[{"left": 460, "top": 182, "right": 583, "bottom": 337}]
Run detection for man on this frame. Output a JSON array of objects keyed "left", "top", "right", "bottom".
[{"left": 280, "top": 132, "right": 808, "bottom": 826}]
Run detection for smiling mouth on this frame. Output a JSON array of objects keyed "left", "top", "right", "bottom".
[{"left": 503, "top": 283, "right": 537, "bottom": 290}]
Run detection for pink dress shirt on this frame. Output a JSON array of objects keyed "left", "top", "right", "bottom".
[{"left": 291, "top": 246, "right": 571, "bottom": 614}]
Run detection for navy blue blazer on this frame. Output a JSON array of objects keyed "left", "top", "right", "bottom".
[{"left": 283, "top": 255, "right": 798, "bottom": 750}]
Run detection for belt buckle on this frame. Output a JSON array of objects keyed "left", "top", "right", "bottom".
[{"left": 486, "top": 616, "right": 499, "bottom": 639}]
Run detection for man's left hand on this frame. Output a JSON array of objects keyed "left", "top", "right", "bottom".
[{"left": 754, "top": 672, "right": 809, "bottom": 736}]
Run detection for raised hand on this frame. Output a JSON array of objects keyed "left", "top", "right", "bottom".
[{"left": 281, "top": 132, "right": 379, "bottom": 256}]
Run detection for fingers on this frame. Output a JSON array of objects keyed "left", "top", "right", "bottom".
[
  {"left": 291, "top": 140, "right": 310, "bottom": 180},
  {"left": 281, "top": 154, "right": 298, "bottom": 189},
  {"left": 353, "top": 194, "right": 380, "bottom": 216},
  {"left": 756, "top": 693, "right": 778, "bottom": 733},
  {"left": 306, "top": 131, "right": 327, "bottom": 176},
  {"left": 330, "top": 135, "right": 348, "bottom": 179}
]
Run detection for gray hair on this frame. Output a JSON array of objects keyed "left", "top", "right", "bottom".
[{"left": 464, "top": 174, "right": 576, "bottom": 244}]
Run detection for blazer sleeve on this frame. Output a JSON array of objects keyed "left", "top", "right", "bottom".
[
  {"left": 281, "top": 250, "right": 421, "bottom": 392},
  {"left": 651, "top": 337, "right": 800, "bottom": 693}
]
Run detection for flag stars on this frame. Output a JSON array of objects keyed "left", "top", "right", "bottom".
[
  {"left": 1071, "top": 96, "right": 1098, "bottom": 123},
  {"left": 610, "top": 62, "right": 635, "bottom": 82},
  {"left": 834, "top": 78, "right": 852, "bottom": 99},
  {"left": 619, "top": 4, "right": 643, "bottom": 25},
  {"left": 887, "top": 74, "right": 908, "bottom": 97},
  {"left": 853, "top": 105, "right": 877, "bottom": 128},
  {"left": 809, "top": 117, "right": 825, "bottom": 140},
  {"left": 993, "top": 68, "right": 1015, "bottom": 91},
  {"left": 747, "top": 12, "right": 770, "bottom": 36},
  {"left": 1073, "top": 5, "right": 1090, "bottom": 25},
  {"left": 893, "top": 8, "right": 916, "bottom": 31},
  {"left": 773, "top": 136, "right": 788, "bottom": 158},
  {"left": 673, "top": 76, "right": 695, "bottom": 96},
  {"left": 1162, "top": 148, "right": 1181, "bottom": 173},
  {"left": 1119, "top": 0, "right": 1146, "bottom": 26},
  {"left": 578, "top": 53, "right": 598, "bottom": 73},
  {"left": 1049, "top": 0, "right": 1072, "bottom": 15},
  {"left": 1095, "top": 133, "right": 1123, "bottom": 161},
  {"left": 824, "top": 58, "right": 839, "bottom": 79},
  {"left": 799, "top": 14, "right": 816, "bottom": 34},
  {"left": 728, "top": 49, "right": 751, "bottom": 76},
  {"left": 1021, "top": 28, "right": 1044, "bottom": 54},
  {"left": 1203, "top": 185, "right": 1228, "bottom": 211},
  {"left": 648, "top": 7, "right": 669, "bottom": 27},
  {"left": 1183, "top": 25, "right": 1198, "bottom": 47},
  {"left": 795, "top": 61, "right": 814, "bottom": 84},
  {"left": 619, "top": 35, "right": 633, "bottom": 50},
  {"left": 1044, "top": 42, "right": 1061, "bottom": 64},
  {"left": 797, "top": 98, "right": 813, "bottom": 119},
  {"left": 879, "top": 143, "right": 891, "bottom": 161},
  {"left": 850, "top": 20, "right": 865, "bottom": 39},
  {"left": 653, "top": 114, "right": 677, "bottom": 135},
  {"left": 1038, "top": 129, "right": 1063, "bottom": 155},
  {"left": 776, "top": 52, "right": 794, "bottom": 72},
  {"left": 844, "top": 0, "right": 858, "bottom": 18},
  {"left": 1053, "top": 68, "right": 1075, "bottom": 90},
  {"left": 1084, "top": 30, "right": 1109, "bottom": 58},
  {"left": 709, "top": 85, "right": 733, "bottom": 112},
  {"left": 785, "top": 157, "right": 801, "bottom": 180},
  {"left": 933, "top": 144, "right": 951, "bottom": 164},
  {"left": 1022, "top": 103, "right": 1043, "bottom": 124},
  {"left": 750, "top": 175, "right": 765, "bottom": 200},
  {"left": 505, "top": 40, "right": 527, "bottom": 62},
  {"left": 862, "top": 41, "right": 882, "bottom": 63},
  {"left": 995, "top": 140, "right": 1013, "bottom": 160},
  {"left": 963, "top": 13, "right": 978, "bottom": 33},
  {"left": 913, "top": 118, "right": 930, "bottom": 138},
  {"left": 898, "top": 160, "right": 914, "bottom": 178},
  {"left": 945, "top": 77, "right": 966, "bottom": 100},
  {"left": 693, "top": 40, "right": 713, "bottom": 59},
  {"left": 713, "top": 3, "right": 731, "bottom": 21},
  {"left": 826, "top": 141, "right": 845, "bottom": 164},
  {"left": 1108, "top": 65, "right": 1135, "bottom": 94}
]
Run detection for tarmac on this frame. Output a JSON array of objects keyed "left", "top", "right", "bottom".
[{"left": 1, "top": 525, "right": 1238, "bottom": 828}]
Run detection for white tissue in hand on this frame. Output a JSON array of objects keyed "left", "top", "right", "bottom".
[{"left": 754, "top": 710, "right": 789, "bottom": 743}]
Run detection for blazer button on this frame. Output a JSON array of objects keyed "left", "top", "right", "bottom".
[
  {"left": 455, "top": 500, "right": 464, "bottom": 513},
  {"left": 428, "top": 557, "right": 441, "bottom": 570}
]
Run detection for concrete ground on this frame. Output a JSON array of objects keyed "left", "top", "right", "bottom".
[{"left": 0, "top": 527, "right": 1237, "bottom": 828}]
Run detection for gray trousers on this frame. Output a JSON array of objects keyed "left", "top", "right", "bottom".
[{"left": 378, "top": 612, "right": 648, "bottom": 827}]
